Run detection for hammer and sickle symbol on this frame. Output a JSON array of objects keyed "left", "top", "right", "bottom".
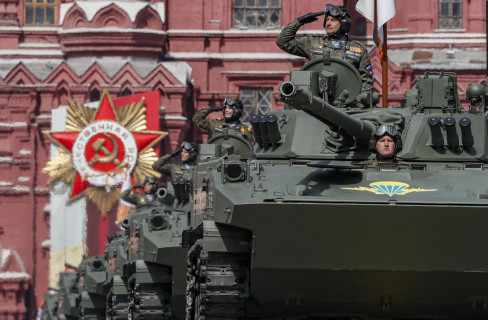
[{"left": 88, "top": 133, "right": 121, "bottom": 167}]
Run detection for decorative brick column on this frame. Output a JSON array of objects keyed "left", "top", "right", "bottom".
[{"left": 0, "top": 274, "right": 31, "bottom": 320}]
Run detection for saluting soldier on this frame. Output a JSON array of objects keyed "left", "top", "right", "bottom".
[
  {"left": 152, "top": 141, "right": 198, "bottom": 179},
  {"left": 276, "top": 3, "right": 373, "bottom": 93},
  {"left": 121, "top": 176, "right": 161, "bottom": 207},
  {"left": 192, "top": 97, "right": 254, "bottom": 144}
]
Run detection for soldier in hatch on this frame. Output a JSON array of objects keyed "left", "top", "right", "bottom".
[
  {"left": 369, "top": 125, "right": 403, "bottom": 163},
  {"left": 192, "top": 97, "right": 253, "bottom": 144},
  {"left": 152, "top": 141, "right": 198, "bottom": 179},
  {"left": 276, "top": 3, "right": 373, "bottom": 93},
  {"left": 121, "top": 176, "right": 161, "bottom": 207}
]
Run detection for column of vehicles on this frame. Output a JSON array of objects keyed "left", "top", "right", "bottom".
[{"left": 42, "top": 57, "right": 488, "bottom": 320}]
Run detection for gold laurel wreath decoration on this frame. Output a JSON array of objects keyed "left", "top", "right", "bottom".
[{"left": 43, "top": 94, "right": 166, "bottom": 216}]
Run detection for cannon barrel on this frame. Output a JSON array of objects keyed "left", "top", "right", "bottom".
[
  {"left": 157, "top": 188, "right": 167, "bottom": 199},
  {"left": 279, "top": 81, "right": 375, "bottom": 143}
]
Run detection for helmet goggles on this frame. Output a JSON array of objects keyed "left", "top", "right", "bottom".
[
  {"left": 181, "top": 141, "right": 194, "bottom": 152},
  {"left": 224, "top": 97, "right": 236, "bottom": 107},
  {"left": 324, "top": 4, "right": 346, "bottom": 18},
  {"left": 144, "top": 176, "right": 158, "bottom": 186},
  {"left": 375, "top": 125, "right": 398, "bottom": 137}
]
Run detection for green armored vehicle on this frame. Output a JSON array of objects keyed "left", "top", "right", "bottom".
[
  {"left": 56, "top": 272, "right": 80, "bottom": 320},
  {"left": 40, "top": 291, "right": 59, "bottom": 320},
  {"left": 184, "top": 57, "right": 488, "bottom": 319},
  {"left": 78, "top": 255, "right": 107, "bottom": 319},
  {"left": 105, "top": 232, "right": 130, "bottom": 320},
  {"left": 125, "top": 186, "right": 189, "bottom": 319}
]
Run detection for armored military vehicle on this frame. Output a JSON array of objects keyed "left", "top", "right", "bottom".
[
  {"left": 56, "top": 271, "right": 80, "bottom": 320},
  {"left": 78, "top": 255, "right": 107, "bottom": 319},
  {"left": 184, "top": 57, "right": 488, "bottom": 319},
  {"left": 40, "top": 291, "right": 59, "bottom": 320},
  {"left": 125, "top": 186, "right": 189, "bottom": 319},
  {"left": 105, "top": 232, "right": 130, "bottom": 320}
]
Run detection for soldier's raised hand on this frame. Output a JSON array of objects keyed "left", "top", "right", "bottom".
[
  {"left": 170, "top": 148, "right": 182, "bottom": 157},
  {"left": 209, "top": 105, "right": 225, "bottom": 112},
  {"left": 297, "top": 11, "right": 324, "bottom": 24}
]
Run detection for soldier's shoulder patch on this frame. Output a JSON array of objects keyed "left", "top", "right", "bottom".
[{"left": 366, "top": 64, "right": 373, "bottom": 77}]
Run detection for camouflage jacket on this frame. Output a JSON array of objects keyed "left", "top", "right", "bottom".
[
  {"left": 276, "top": 19, "right": 373, "bottom": 93},
  {"left": 121, "top": 189, "right": 161, "bottom": 207},
  {"left": 192, "top": 107, "right": 254, "bottom": 144},
  {"left": 152, "top": 153, "right": 192, "bottom": 180}
]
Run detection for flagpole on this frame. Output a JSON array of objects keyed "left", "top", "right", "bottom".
[{"left": 382, "top": 22, "right": 389, "bottom": 108}]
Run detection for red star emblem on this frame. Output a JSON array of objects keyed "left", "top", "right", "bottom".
[{"left": 44, "top": 91, "right": 167, "bottom": 202}]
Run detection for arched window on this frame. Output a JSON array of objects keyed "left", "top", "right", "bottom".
[{"left": 439, "top": 0, "right": 462, "bottom": 29}]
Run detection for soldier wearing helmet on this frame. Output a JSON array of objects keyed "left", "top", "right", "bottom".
[
  {"left": 276, "top": 3, "right": 373, "bottom": 93},
  {"left": 152, "top": 141, "right": 198, "bottom": 179},
  {"left": 192, "top": 97, "right": 254, "bottom": 144},
  {"left": 369, "top": 125, "right": 403, "bottom": 163},
  {"left": 121, "top": 176, "right": 161, "bottom": 207}
]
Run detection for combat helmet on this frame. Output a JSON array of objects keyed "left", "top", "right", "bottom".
[
  {"left": 323, "top": 4, "right": 352, "bottom": 34},
  {"left": 369, "top": 125, "right": 403, "bottom": 161},
  {"left": 143, "top": 176, "right": 159, "bottom": 193},
  {"left": 223, "top": 97, "right": 244, "bottom": 122},
  {"left": 181, "top": 141, "right": 198, "bottom": 163}
]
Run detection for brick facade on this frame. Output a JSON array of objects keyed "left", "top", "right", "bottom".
[{"left": 0, "top": 0, "right": 486, "bottom": 317}]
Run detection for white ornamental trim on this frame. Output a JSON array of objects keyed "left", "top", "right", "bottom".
[{"left": 72, "top": 121, "right": 137, "bottom": 188}]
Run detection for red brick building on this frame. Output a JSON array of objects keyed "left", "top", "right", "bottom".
[{"left": 0, "top": 0, "right": 486, "bottom": 317}]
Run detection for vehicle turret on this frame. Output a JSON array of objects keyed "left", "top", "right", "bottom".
[
  {"left": 56, "top": 272, "right": 79, "bottom": 320},
  {"left": 279, "top": 79, "right": 375, "bottom": 143},
  {"left": 41, "top": 292, "right": 60, "bottom": 320},
  {"left": 78, "top": 255, "right": 107, "bottom": 319},
  {"left": 125, "top": 187, "right": 188, "bottom": 320},
  {"left": 105, "top": 232, "right": 129, "bottom": 320}
]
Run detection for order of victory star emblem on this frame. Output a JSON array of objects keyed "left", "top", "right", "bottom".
[{"left": 43, "top": 90, "right": 167, "bottom": 214}]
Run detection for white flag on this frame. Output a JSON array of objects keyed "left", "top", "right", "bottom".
[{"left": 356, "top": 0, "right": 396, "bottom": 61}]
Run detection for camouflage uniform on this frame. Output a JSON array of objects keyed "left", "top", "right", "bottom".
[
  {"left": 121, "top": 189, "right": 161, "bottom": 207},
  {"left": 192, "top": 107, "right": 254, "bottom": 144},
  {"left": 152, "top": 153, "right": 193, "bottom": 179},
  {"left": 276, "top": 20, "right": 373, "bottom": 92}
]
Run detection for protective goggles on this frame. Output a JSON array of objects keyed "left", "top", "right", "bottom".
[
  {"left": 375, "top": 125, "right": 398, "bottom": 137},
  {"left": 324, "top": 4, "right": 346, "bottom": 18},
  {"left": 223, "top": 97, "right": 236, "bottom": 106},
  {"left": 181, "top": 141, "right": 194, "bottom": 151},
  {"left": 144, "top": 177, "right": 158, "bottom": 185}
]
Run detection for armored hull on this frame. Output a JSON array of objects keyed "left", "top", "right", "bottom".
[{"left": 185, "top": 58, "right": 488, "bottom": 319}]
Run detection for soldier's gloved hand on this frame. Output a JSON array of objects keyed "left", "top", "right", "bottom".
[
  {"left": 209, "top": 105, "right": 225, "bottom": 112},
  {"left": 170, "top": 148, "right": 182, "bottom": 157},
  {"left": 133, "top": 184, "right": 142, "bottom": 189},
  {"left": 297, "top": 11, "right": 324, "bottom": 24}
]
